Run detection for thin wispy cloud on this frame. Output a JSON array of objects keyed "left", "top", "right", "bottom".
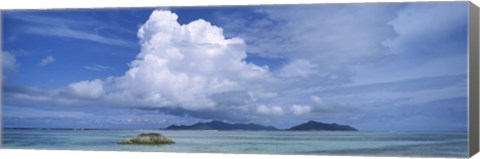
[
  {"left": 27, "top": 27, "right": 135, "bottom": 48},
  {"left": 38, "top": 55, "right": 55, "bottom": 66},
  {"left": 8, "top": 13, "right": 133, "bottom": 34},
  {"left": 8, "top": 14, "right": 81, "bottom": 26},
  {"left": 9, "top": 13, "right": 135, "bottom": 48},
  {"left": 83, "top": 64, "right": 112, "bottom": 72}
]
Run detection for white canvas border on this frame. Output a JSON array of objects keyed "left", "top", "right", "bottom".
[
  {"left": 0, "top": 0, "right": 479, "bottom": 159},
  {"left": 0, "top": 0, "right": 474, "bottom": 10}
]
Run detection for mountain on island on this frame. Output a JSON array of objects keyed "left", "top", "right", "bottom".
[
  {"left": 164, "top": 120, "right": 357, "bottom": 131},
  {"left": 288, "top": 120, "right": 357, "bottom": 131},
  {"left": 164, "top": 120, "right": 279, "bottom": 131}
]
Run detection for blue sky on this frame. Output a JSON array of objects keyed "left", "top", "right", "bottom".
[{"left": 1, "top": 2, "right": 470, "bottom": 131}]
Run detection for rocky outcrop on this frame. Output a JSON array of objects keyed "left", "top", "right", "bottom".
[{"left": 119, "top": 133, "right": 175, "bottom": 145}]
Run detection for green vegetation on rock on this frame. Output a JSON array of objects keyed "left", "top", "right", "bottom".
[{"left": 119, "top": 133, "right": 175, "bottom": 145}]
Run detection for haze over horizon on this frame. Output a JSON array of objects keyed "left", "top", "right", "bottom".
[{"left": 2, "top": 2, "right": 469, "bottom": 131}]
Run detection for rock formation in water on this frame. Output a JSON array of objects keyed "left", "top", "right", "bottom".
[{"left": 119, "top": 133, "right": 175, "bottom": 145}]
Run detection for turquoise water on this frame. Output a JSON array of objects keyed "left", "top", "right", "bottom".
[{"left": 1, "top": 129, "right": 468, "bottom": 157}]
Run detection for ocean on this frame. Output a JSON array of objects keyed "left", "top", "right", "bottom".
[{"left": 1, "top": 129, "right": 468, "bottom": 157}]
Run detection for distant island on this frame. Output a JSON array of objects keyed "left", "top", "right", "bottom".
[
  {"left": 164, "top": 120, "right": 357, "bottom": 131},
  {"left": 165, "top": 120, "right": 278, "bottom": 131},
  {"left": 288, "top": 120, "right": 357, "bottom": 131}
]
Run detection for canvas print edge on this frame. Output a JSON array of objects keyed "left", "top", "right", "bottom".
[
  {"left": 469, "top": 1, "right": 480, "bottom": 157},
  {"left": 0, "top": 1, "right": 476, "bottom": 158}
]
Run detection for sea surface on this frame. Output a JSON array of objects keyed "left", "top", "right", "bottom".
[{"left": 1, "top": 129, "right": 468, "bottom": 157}]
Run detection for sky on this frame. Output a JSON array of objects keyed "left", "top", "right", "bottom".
[{"left": 1, "top": 2, "right": 470, "bottom": 131}]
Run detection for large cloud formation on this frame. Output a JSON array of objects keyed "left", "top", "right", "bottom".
[
  {"left": 220, "top": 4, "right": 401, "bottom": 86},
  {"left": 66, "top": 10, "right": 269, "bottom": 110}
]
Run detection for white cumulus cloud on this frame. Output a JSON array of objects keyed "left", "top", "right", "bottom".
[
  {"left": 65, "top": 10, "right": 269, "bottom": 110},
  {"left": 39, "top": 55, "right": 55, "bottom": 66},
  {"left": 256, "top": 104, "right": 284, "bottom": 116},
  {"left": 290, "top": 104, "right": 311, "bottom": 116},
  {"left": 280, "top": 59, "right": 317, "bottom": 78},
  {"left": 67, "top": 79, "right": 104, "bottom": 99},
  {"left": 2, "top": 51, "right": 19, "bottom": 71},
  {"left": 310, "top": 95, "right": 324, "bottom": 105}
]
